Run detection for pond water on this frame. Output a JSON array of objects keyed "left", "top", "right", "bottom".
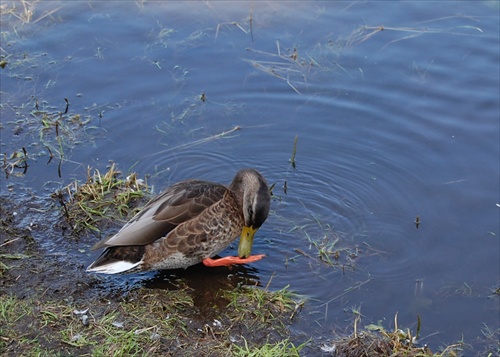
[{"left": 1, "top": 1, "right": 499, "bottom": 354}]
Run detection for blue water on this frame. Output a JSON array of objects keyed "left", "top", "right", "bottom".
[{"left": 1, "top": 1, "right": 498, "bottom": 353}]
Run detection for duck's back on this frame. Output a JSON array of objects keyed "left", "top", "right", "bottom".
[{"left": 86, "top": 180, "right": 227, "bottom": 273}]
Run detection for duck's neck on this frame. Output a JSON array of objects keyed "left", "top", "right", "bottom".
[{"left": 223, "top": 189, "right": 243, "bottom": 210}]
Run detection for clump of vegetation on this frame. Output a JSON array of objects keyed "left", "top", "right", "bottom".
[
  {"left": 244, "top": 41, "right": 315, "bottom": 95},
  {"left": 286, "top": 217, "right": 364, "bottom": 273},
  {"left": 53, "top": 163, "right": 150, "bottom": 235},
  {"left": 479, "top": 322, "right": 500, "bottom": 357},
  {"left": 324, "top": 313, "right": 464, "bottom": 357},
  {"left": 0, "top": 0, "right": 60, "bottom": 25}
]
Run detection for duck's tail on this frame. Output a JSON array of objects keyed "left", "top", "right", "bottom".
[{"left": 86, "top": 246, "right": 145, "bottom": 274}]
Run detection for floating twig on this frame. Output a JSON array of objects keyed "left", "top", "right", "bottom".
[
  {"left": 58, "top": 156, "right": 63, "bottom": 178},
  {"left": 290, "top": 135, "right": 298, "bottom": 169},
  {"left": 293, "top": 248, "right": 314, "bottom": 260},
  {"left": 46, "top": 146, "right": 54, "bottom": 164},
  {"left": 249, "top": 4, "right": 254, "bottom": 42},
  {"left": 215, "top": 21, "right": 247, "bottom": 39},
  {"left": 0, "top": 238, "right": 21, "bottom": 248},
  {"left": 63, "top": 98, "right": 69, "bottom": 114},
  {"left": 21, "top": 147, "right": 28, "bottom": 174}
]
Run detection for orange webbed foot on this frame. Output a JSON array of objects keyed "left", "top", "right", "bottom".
[{"left": 202, "top": 254, "right": 266, "bottom": 267}]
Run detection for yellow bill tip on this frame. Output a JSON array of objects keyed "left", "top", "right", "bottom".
[{"left": 238, "top": 225, "right": 257, "bottom": 258}]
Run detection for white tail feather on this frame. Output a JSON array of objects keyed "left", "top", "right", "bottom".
[{"left": 86, "top": 260, "right": 141, "bottom": 274}]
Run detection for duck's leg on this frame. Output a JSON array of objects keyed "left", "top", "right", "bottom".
[{"left": 202, "top": 254, "right": 266, "bottom": 267}]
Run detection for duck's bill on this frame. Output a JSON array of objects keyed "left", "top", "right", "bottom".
[{"left": 238, "top": 226, "right": 257, "bottom": 258}]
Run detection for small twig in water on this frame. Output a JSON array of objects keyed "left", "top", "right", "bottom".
[
  {"left": 46, "top": 146, "right": 54, "bottom": 164},
  {"left": 0, "top": 238, "right": 21, "bottom": 248},
  {"left": 290, "top": 135, "right": 298, "bottom": 169},
  {"left": 215, "top": 22, "right": 247, "bottom": 39},
  {"left": 21, "top": 147, "right": 28, "bottom": 174},
  {"left": 249, "top": 4, "right": 254, "bottom": 42},
  {"left": 63, "top": 98, "right": 69, "bottom": 114}
]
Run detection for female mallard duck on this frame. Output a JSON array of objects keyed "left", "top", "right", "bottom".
[{"left": 86, "top": 168, "right": 271, "bottom": 274}]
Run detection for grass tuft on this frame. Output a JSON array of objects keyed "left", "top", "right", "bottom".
[
  {"left": 329, "top": 312, "right": 465, "bottom": 357},
  {"left": 232, "top": 337, "right": 305, "bottom": 357},
  {"left": 52, "top": 163, "right": 150, "bottom": 236},
  {"left": 290, "top": 217, "right": 364, "bottom": 272}
]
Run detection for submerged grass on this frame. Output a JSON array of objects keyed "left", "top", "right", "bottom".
[
  {"left": 244, "top": 41, "right": 313, "bottom": 95},
  {"left": 2, "top": 95, "right": 100, "bottom": 179},
  {"left": 243, "top": 16, "right": 483, "bottom": 95},
  {"left": 287, "top": 215, "right": 367, "bottom": 273},
  {"left": 2, "top": 3, "right": 100, "bottom": 179},
  {"left": 479, "top": 323, "right": 500, "bottom": 357}
]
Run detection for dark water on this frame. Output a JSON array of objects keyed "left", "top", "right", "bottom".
[{"left": 1, "top": 1, "right": 499, "bottom": 353}]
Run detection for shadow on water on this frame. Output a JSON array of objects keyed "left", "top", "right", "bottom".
[
  {"left": 144, "top": 263, "right": 262, "bottom": 318},
  {"left": 84, "top": 255, "right": 264, "bottom": 319}
]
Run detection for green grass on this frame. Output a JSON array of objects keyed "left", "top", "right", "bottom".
[
  {"left": 0, "top": 283, "right": 306, "bottom": 356},
  {"left": 232, "top": 337, "right": 306, "bottom": 356},
  {"left": 224, "top": 284, "right": 302, "bottom": 324}
]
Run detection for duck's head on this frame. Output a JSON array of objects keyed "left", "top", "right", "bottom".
[{"left": 229, "top": 169, "right": 271, "bottom": 258}]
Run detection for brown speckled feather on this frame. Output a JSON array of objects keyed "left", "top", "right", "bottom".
[
  {"left": 86, "top": 169, "right": 270, "bottom": 274},
  {"left": 141, "top": 191, "right": 243, "bottom": 271},
  {"left": 90, "top": 180, "right": 227, "bottom": 250}
]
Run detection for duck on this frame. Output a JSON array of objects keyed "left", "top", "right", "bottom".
[{"left": 86, "top": 168, "right": 271, "bottom": 274}]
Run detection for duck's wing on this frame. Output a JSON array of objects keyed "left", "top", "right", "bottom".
[{"left": 90, "top": 180, "right": 227, "bottom": 250}]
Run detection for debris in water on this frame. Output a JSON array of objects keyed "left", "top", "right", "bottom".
[{"left": 320, "top": 343, "right": 336, "bottom": 353}]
